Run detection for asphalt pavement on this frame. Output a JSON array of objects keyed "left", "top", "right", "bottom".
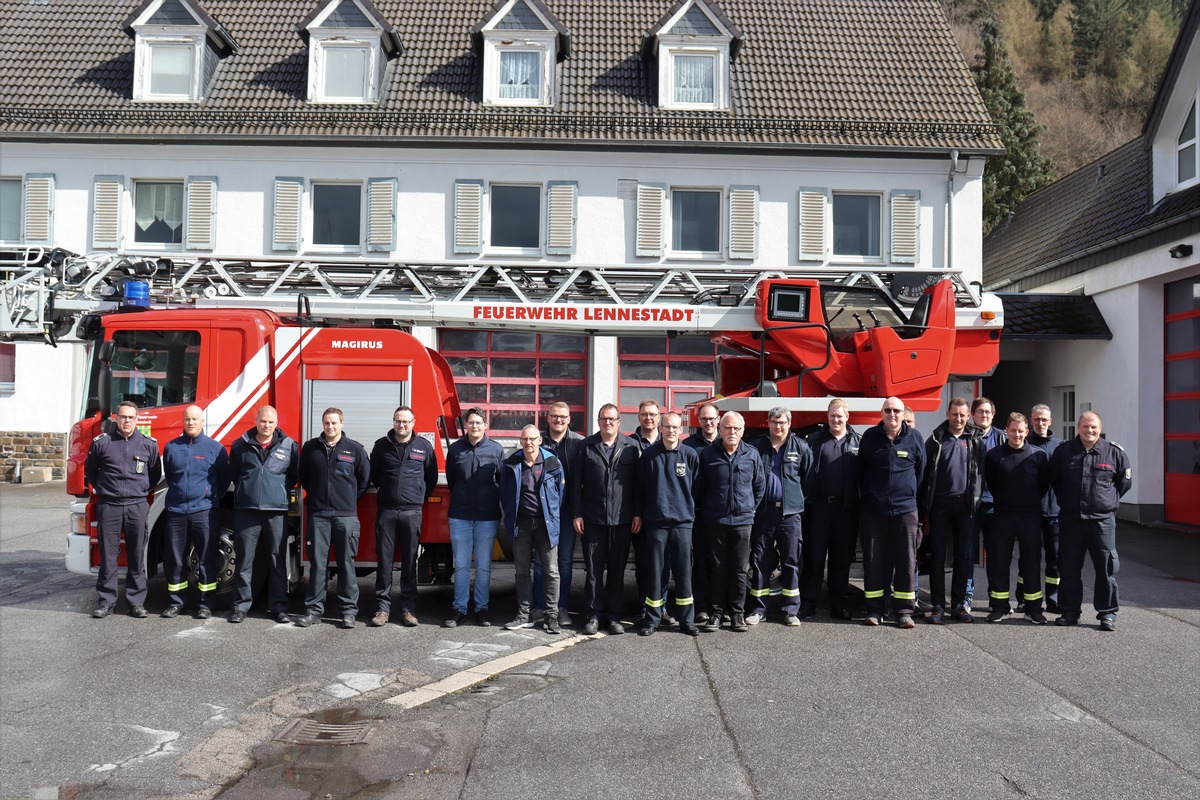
[{"left": 1, "top": 481, "right": 1197, "bottom": 800}]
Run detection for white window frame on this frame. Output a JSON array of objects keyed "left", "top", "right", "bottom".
[
  {"left": 831, "top": 191, "right": 884, "bottom": 265},
  {"left": 132, "top": 28, "right": 205, "bottom": 103},
  {"left": 486, "top": 183, "right": 544, "bottom": 256},
  {"left": 309, "top": 180, "right": 365, "bottom": 254},
  {"left": 659, "top": 44, "right": 728, "bottom": 110},
  {"left": 0, "top": 177, "right": 21, "bottom": 244},
  {"left": 1056, "top": 385, "right": 1077, "bottom": 428},
  {"left": 1177, "top": 95, "right": 1198, "bottom": 190},
  {"left": 132, "top": 179, "right": 186, "bottom": 250},
  {"left": 307, "top": 29, "right": 383, "bottom": 104},
  {"left": 668, "top": 187, "right": 723, "bottom": 260},
  {"left": 482, "top": 34, "right": 556, "bottom": 107}
]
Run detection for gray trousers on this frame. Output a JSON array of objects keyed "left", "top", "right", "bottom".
[{"left": 514, "top": 517, "right": 558, "bottom": 619}]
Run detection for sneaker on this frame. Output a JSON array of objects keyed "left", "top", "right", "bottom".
[
  {"left": 745, "top": 612, "right": 763, "bottom": 626},
  {"left": 557, "top": 608, "right": 571, "bottom": 627},
  {"left": 341, "top": 615, "right": 357, "bottom": 629},
  {"left": 504, "top": 616, "right": 533, "bottom": 630},
  {"left": 952, "top": 607, "right": 974, "bottom": 623},
  {"left": 1099, "top": 615, "right": 1116, "bottom": 632},
  {"left": 531, "top": 608, "right": 546, "bottom": 622},
  {"left": 897, "top": 615, "right": 915, "bottom": 629},
  {"left": 730, "top": 614, "right": 748, "bottom": 632},
  {"left": 700, "top": 616, "right": 721, "bottom": 633},
  {"left": 1024, "top": 609, "right": 1048, "bottom": 625},
  {"left": 987, "top": 609, "right": 1010, "bottom": 623},
  {"left": 1055, "top": 615, "right": 1079, "bottom": 627},
  {"left": 863, "top": 615, "right": 881, "bottom": 627},
  {"left": 544, "top": 614, "right": 560, "bottom": 635},
  {"left": 476, "top": 609, "right": 491, "bottom": 627},
  {"left": 583, "top": 617, "right": 600, "bottom": 635},
  {"left": 442, "top": 610, "right": 467, "bottom": 628},
  {"left": 784, "top": 614, "right": 801, "bottom": 627},
  {"left": 369, "top": 611, "right": 389, "bottom": 627},
  {"left": 929, "top": 607, "right": 944, "bottom": 625}
]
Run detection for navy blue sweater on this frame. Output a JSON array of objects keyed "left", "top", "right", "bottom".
[
  {"left": 163, "top": 432, "right": 229, "bottom": 514},
  {"left": 696, "top": 441, "right": 766, "bottom": 526},
  {"left": 637, "top": 440, "right": 700, "bottom": 526},
  {"left": 370, "top": 430, "right": 437, "bottom": 510},
  {"left": 299, "top": 434, "right": 370, "bottom": 517},
  {"left": 857, "top": 422, "right": 926, "bottom": 516},
  {"left": 445, "top": 435, "right": 504, "bottom": 521},
  {"left": 984, "top": 442, "right": 1049, "bottom": 516}
]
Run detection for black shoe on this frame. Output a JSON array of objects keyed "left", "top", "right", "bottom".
[
  {"left": 660, "top": 612, "right": 677, "bottom": 627},
  {"left": 831, "top": 608, "right": 852, "bottom": 621},
  {"left": 606, "top": 620, "right": 624, "bottom": 635},
  {"left": 557, "top": 609, "right": 571, "bottom": 627},
  {"left": 443, "top": 610, "right": 467, "bottom": 628},
  {"left": 1024, "top": 609, "right": 1048, "bottom": 625},
  {"left": 274, "top": 611, "right": 292, "bottom": 624},
  {"left": 196, "top": 607, "right": 212, "bottom": 620},
  {"left": 1045, "top": 600, "right": 1062, "bottom": 615},
  {"left": 730, "top": 614, "right": 748, "bottom": 632},
  {"left": 638, "top": 625, "right": 656, "bottom": 637},
  {"left": 987, "top": 608, "right": 1010, "bottom": 623},
  {"left": 1055, "top": 615, "right": 1079, "bottom": 627},
  {"left": 129, "top": 605, "right": 148, "bottom": 619},
  {"left": 681, "top": 624, "right": 701, "bottom": 637},
  {"left": 695, "top": 611, "right": 710, "bottom": 625},
  {"left": 295, "top": 612, "right": 320, "bottom": 628},
  {"left": 341, "top": 615, "right": 357, "bottom": 629},
  {"left": 229, "top": 610, "right": 247, "bottom": 624},
  {"left": 476, "top": 609, "right": 491, "bottom": 627},
  {"left": 544, "top": 614, "right": 561, "bottom": 635},
  {"left": 798, "top": 607, "right": 817, "bottom": 619},
  {"left": 1099, "top": 615, "right": 1116, "bottom": 632},
  {"left": 91, "top": 604, "right": 113, "bottom": 619},
  {"left": 161, "top": 605, "right": 181, "bottom": 619},
  {"left": 583, "top": 617, "right": 600, "bottom": 635}
]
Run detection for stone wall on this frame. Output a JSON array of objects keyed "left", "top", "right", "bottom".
[{"left": 0, "top": 431, "right": 66, "bottom": 481}]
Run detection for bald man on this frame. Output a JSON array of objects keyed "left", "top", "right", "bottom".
[{"left": 161, "top": 405, "right": 230, "bottom": 619}]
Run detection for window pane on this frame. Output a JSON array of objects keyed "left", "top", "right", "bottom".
[
  {"left": 149, "top": 44, "right": 193, "bottom": 96},
  {"left": 671, "top": 390, "right": 710, "bottom": 408},
  {"left": 111, "top": 329, "right": 200, "bottom": 410},
  {"left": 133, "top": 182, "right": 184, "bottom": 244},
  {"left": 1166, "top": 440, "right": 1200, "bottom": 473},
  {"left": 620, "top": 338, "right": 667, "bottom": 355},
  {"left": 323, "top": 47, "right": 369, "bottom": 100},
  {"left": 1166, "top": 318, "right": 1200, "bottom": 355},
  {"left": 540, "top": 334, "right": 586, "bottom": 353},
  {"left": 493, "top": 331, "right": 536, "bottom": 352},
  {"left": 670, "top": 361, "right": 715, "bottom": 382},
  {"left": 1180, "top": 143, "right": 1197, "bottom": 184},
  {"left": 1166, "top": 398, "right": 1200, "bottom": 433},
  {"left": 543, "top": 384, "right": 585, "bottom": 406},
  {"left": 540, "top": 359, "right": 585, "bottom": 380},
  {"left": 1166, "top": 278, "right": 1200, "bottom": 315},
  {"left": 499, "top": 51, "right": 541, "bottom": 100},
  {"left": 490, "top": 409, "right": 536, "bottom": 433},
  {"left": 832, "top": 194, "right": 881, "bottom": 257},
  {"left": 1180, "top": 102, "right": 1196, "bottom": 145},
  {"left": 0, "top": 179, "right": 20, "bottom": 241},
  {"left": 313, "top": 184, "right": 361, "bottom": 246},
  {"left": 674, "top": 54, "right": 714, "bottom": 104},
  {"left": 456, "top": 383, "right": 487, "bottom": 404},
  {"left": 620, "top": 360, "right": 666, "bottom": 381},
  {"left": 446, "top": 356, "right": 486, "bottom": 378},
  {"left": 1166, "top": 358, "right": 1200, "bottom": 394},
  {"left": 669, "top": 335, "right": 716, "bottom": 357},
  {"left": 492, "top": 357, "right": 536, "bottom": 378},
  {"left": 672, "top": 190, "right": 720, "bottom": 252},
  {"left": 492, "top": 383, "right": 536, "bottom": 403},
  {"left": 620, "top": 387, "right": 664, "bottom": 408},
  {"left": 441, "top": 330, "right": 488, "bottom": 351},
  {"left": 491, "top": 185, "right": 540, "bottom": 248}
]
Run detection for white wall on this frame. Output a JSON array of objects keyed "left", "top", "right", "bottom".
[{"left": 0, "top": 343, "right": 84, "bottom": 432}]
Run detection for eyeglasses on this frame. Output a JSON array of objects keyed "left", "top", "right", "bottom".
[
  {"left": 699, "top": 417, "right": 719, "bottom": 423},
  {"left": 598, "top": 417, "right": 620, "bottom": 423},
  {"left": 768, "top": 420, "right": 789, "bottom": 426},
  {"left": 394, "top": 419, "right": 414, "bottom": 425},
  {"left": 548, "top": 415, "right": 570, "bottom": 421},
  {"left": 116, "top": 415, "right": 137, "bottom": 421},
  {"left": 720, "top": 425, "right": 743, "bottom": 432},
  {"left": 519, "top": 437, "right": 541, "bottom": 443},
  {"left": 882, "top": 409, "right": 904, "bottom": 415},
  {"left": 638, "top": 412, "right": 660, "bottom": 418}
]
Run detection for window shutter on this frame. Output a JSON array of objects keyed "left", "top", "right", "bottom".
[
  {"left": 453, "top": 179, "right": 483, "bottom": 254},
  {"left": 92, "top": 175, "right": 124, "bottom": 250},
  {"left": 23, "top": 174, "right": 54, "bottom": 246},
  {"left": 636, "top": 183, "right": 665, "bottom": 257},
  {"left": 890, "top": 189, "right": 921, "bottom": 264},
  {"left": 546, "top": 180, "right": 577, "bottom": 255},
  {"left": 728, "top": 185, "right": 759, "bottom": 260},
  {"left": 366, "top": 177, "right": 397, "bottom": 252},
  {"left": 272, "top": 177, "right": 303, "bottom": 251},
  {"left": 185, "top": 176, "right": 217, "bottom": 250},
  {"left": 797, "top": 187, "right": 828, "bottom": 262}
]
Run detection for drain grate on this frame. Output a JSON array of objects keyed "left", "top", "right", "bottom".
[{"left": 274, "top": 718, "right": 376, "bottom": 746}]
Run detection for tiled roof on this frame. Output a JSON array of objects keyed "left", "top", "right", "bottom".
[{"left": 0, "top": 0, "right": 1000, "bottom": 150}]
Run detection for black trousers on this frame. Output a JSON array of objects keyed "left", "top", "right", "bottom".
[
  {"left": 928, "top": 503, "right": 975, "bottom": 611},
  {"left": 232, "top": 509, "right": 289, "bottom": 614},
  {"left": 639, "top": 524, "right": 695, "bottom": 627},
  {"left": 582, "top": 523, "right": 630, "bottom": 622},
  {"left": 96, "top": 501, "right": 149, "bottom": 608},
  {"left": 1042, "top": 515, "right": 1061, "bottom": 608},
  {"left": 985, "top": 512, "right": 1044, "bottom": 612},
  {"left": 748, "top": 510, "right": 802, "bottom": 616},
  {"left": 1059, "top": 515, "right": 1119, "bottom": 618},
  {"left": 374, "top": 507, "right": 422, "bottom": 615},
  {"left": 801, "top": 499, "right": 857, "bottom": 613},
  {"left": 692, "top": 520, "right": 714, "bottom": 614},
  {"left": 305, "top": 514, "right": 360, "bottom": 616},
  {"left": 861, "top": 510, "right": 919, "bottom": 617},
  {"left": 163, "top": 509, "right": 217, "bottom": 608},
  {"left": 707, "top": 522, "right": 752, "bottom": 618}
]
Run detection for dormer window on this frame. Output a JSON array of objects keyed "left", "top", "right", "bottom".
[
  {"left": 299, "top": 0, "right": 403, "bottom": 104},
  {"left": 644, "top": 0, "right": 744, "bottom": 112},
  {"left": 1179, "top": 98, "right": 1198, "bottom": 187},
  {"left": 472, "top": 0, "right": 571, "bottom": 107},
  {"left": 122, "top": 0, "right": 237, "bottom": 103}
]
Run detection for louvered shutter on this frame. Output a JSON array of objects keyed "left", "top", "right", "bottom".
[
  {"left": 22, "top": 174, "right": 54, "bottom": 246},
  {"left": 185, "top": 176, "right": 217, "bottom": 250},
  {"left": 797, "top": 187, "right": 828, "bottom": 262},
  {"left": 636, "top": 184, "right": 665, "bottom": 257},
  {"left": 92, "top": 176, "right": 124, "bottom": 250},
  {"left": 453, "top": 179, "right": 483, "bottom": 254},
  {"left": 366, "top": 178, "right": 397, "bottom": 252},
  {"left": 728, "top": 185, "right": 759, "bottom": 260},
  {"left": 546, "top": 180, "right": 577, "bottom": 255},
  {"left": 890, "top": 190, "right": 920, "bottom": 264},
  {"left": 272, "top": 177, "right": 303, "bottom": 251}
]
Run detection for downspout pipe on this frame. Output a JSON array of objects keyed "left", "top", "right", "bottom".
[{"left": 947, "top": 149, "right": 959, "bottom": 273}]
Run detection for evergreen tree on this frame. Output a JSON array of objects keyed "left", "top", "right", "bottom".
[{"left": 971, "top": 14, "right": 1055, "bottom": 232}]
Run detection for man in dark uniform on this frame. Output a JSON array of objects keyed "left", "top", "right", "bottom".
[
  {"left": 161, "top": 404, "right": 229, "bottom": 619},
  {"left": 983, "top": 413, "right": 1050, "bottom": 624},
  {"left": 858, "top": 396, "right": 925, "bottom": 629},
  {"left": 537, "top": 400, "right": 583, "bottom": 628},
  {"left": 684, "top": 402, "right": 721, "bottom": 623},
  {"left": 628, "top": 399, "right": 677, "bottom": 627},
  {"left": 229, "top": 405, "right": 299, "bottom": 624},
  {"left": 1027, "top": 403, "right": 1063, "bottom": 613},
  {"left": 86, "top": 401, "right": 162, "bottom": 618},
  {"left": 697, "top": 411, "right": 766, "bottom": 633},
  {"left": 635, "top": 412, "right": 701, "bottom": 636},
  {"left": 369, "top": 405, "right": 436, "bottom": 628},
  {"left": 1049, "top": 411, "right": 1132, "bottom": 631},
  {"left": 969, "top": 396, "right": 1005, "bottom": 610},
  {"left": 802, "top": 398, "right": 860, "bottom": 621},
  {"left": 747, "top": 406, "right": 812, "bottom": 627},
  {"left": 296, "top": 407, "right": 370, "bottom": 629},
  {"left": 572, "top": 403, "right": 640, "bottom": 636}
]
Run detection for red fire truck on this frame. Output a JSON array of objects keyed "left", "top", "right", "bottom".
[{"left": 0, "top": 249, "right": 1001, "bottom": 598}]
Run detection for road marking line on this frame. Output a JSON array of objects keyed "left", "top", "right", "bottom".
[{"left": 384, "top": 634, "right": 590, "bottom": 709}]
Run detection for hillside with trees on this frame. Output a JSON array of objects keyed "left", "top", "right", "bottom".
[{"left": 942, "top": 0, "right": 1187, "bottom": 231}]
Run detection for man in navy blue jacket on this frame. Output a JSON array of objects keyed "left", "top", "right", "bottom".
[
  {"left": 161, "top": 405, "right": 229, "bottom": 619},
  {"left": 1027, "top": 403, "right": 1063, "bottom": 613},
  {"left": 296, "top": 408, "right": 370, "bottom": 629},
  {"left": 369, "top": 405, "right": 437, "bottom": 628},
  {"left": 858, "top": 396, "right": 926, "bottom": 628},
  {"left": 802, "top": 398, "right": 860, "bottom": 621}
]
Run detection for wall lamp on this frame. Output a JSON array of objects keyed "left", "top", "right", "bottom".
[{"left": 1169, "top": 243, "right": 1193, "bottom": 259}]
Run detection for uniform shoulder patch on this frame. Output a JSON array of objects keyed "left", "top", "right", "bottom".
[{"left": 1111, "top": 442, "right": 1125, "bottom": 451}]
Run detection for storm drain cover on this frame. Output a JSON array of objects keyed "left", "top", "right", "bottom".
[{"left": 274, "top": 718, "right": 376, "bottom": 746}]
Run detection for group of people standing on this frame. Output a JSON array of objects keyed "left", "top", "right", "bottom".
[{"left": 84, "top": 393, "right": 1131, "bottom": 634}]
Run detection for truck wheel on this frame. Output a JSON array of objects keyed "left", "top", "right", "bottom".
[{"left": 188, "top": 527, "right": 236, "bottom": 602}]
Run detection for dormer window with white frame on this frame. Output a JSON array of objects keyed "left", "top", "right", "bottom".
[
  {"left": 1178, "top": 97, "right": 1198, "bottom": 188},
  {"left": 472, "top": 0, "right": 571, "bottom": 108},
  {"left": 645, "top": 0, "right": 744, "bottom": 112},
  {"left": 123, "top": 0, "right": 238, "bottom": 103},
  {"left": 299, "top": 0, "right": 403, "bottom": 105}
]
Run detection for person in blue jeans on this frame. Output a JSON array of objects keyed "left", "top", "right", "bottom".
[
  {"left": 443, "top": 407, "right": 504, "bottom": 628},
  {"left": 532, "top": 400, "right": 583, "bottom": 627}
]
